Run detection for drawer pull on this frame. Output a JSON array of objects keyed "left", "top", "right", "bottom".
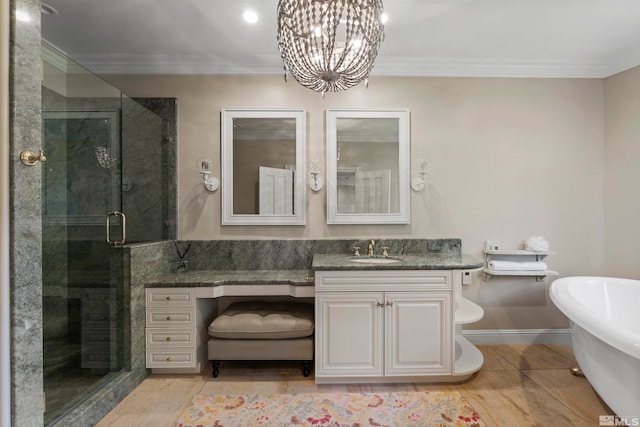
[
  {"left": 166, "top": 296, "right": 172, "bottom": 300},
  {"left": 166, "top": 316, "right": 172, "bottom": 320},
  {"left": 166, "top": 337, "right": 171, "bottom": 341},
  {"left": 166, "top": 357, "right": 172, "bottom": 362},
  {"left": 386, "top": 302, "right": 394, "bottom": 307}
]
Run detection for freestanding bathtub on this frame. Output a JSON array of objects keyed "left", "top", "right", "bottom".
[{"left": 550, "top": 276, "right": 640, "bottom": 416}]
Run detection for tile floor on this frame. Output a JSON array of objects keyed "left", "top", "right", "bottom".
[{"left": 96, "top": 344, "right": 615, "bottom": 427}]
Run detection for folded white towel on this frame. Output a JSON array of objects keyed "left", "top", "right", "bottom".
[
  {"left": 487, "top": 260, "right": 548, "bottom": 271},
  {"left": 524, "top": 236, "right": 549, "bottom": 252}
]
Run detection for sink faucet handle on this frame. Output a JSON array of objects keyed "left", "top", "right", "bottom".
[
  {"left": 352, "top": 246, "right": 360, "bottom": 257},
  {"left": 381, "top": 246, "right": 388, "bottom": 257}
]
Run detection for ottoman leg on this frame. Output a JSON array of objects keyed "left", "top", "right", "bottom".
[
  {"left": 212, "top": 360, "right": 221, "bottom": 378},
  {"left": 302, "top": 360, "right": 311, "bottom": 377}
]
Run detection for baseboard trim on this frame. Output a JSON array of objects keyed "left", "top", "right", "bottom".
[{"left": 461, "top": 328, "right": 572, "bottom": 345}]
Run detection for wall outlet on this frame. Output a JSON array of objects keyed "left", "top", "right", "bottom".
[
  {"left": 485, "top": 240, "right": 500, "bottom": 251},
  {"left": 462, "top": 271, "right": 472, "bottom": 285}
]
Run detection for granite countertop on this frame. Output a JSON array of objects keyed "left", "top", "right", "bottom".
[
  {"left": 145, "top": 253, "right": 483, "bottom": 288},
  {"left": 312, "top": 253, "right": 484, "bottom": 271},
  {"left": 145, "top": 269, "right": 315, "bottom": 288}
]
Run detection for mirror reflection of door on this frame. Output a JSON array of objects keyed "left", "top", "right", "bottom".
[
  {"left": 259, "top": 166, "right": 294, "bottom": 215},
  {"left": 231, "top": 117, "right": 296, "bottom": 215},
  {"left": 355, "top": 169, "right": 391, "bottom": 213},
  {"left": 336, "top": 117, "right": 399, "bottom": 214}
]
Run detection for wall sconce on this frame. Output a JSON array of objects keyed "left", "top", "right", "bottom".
[
  {"left": 309, "top": 159, "right": 323, "bottom": 192},
  {"left": 411, "top": 159, "right": 431, "bottom": 192},
  {"left": 198, "top": 158, "right": 219, "bottom": 192}
]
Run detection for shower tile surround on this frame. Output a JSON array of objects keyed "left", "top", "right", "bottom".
[{"left": 9, "top": 0, "right": 45, "bottom": 425}]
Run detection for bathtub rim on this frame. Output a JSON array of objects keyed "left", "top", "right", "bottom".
[{"left": 550, "top": 276, "right": 640, "bottom": 360}]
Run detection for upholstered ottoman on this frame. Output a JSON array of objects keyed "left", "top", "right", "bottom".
[{"left": 207, "top": 301, "right": 314, "bottom": 377}]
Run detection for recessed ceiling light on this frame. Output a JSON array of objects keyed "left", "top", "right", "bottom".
[
  {"left": 243, "top": 10, "right": 258, "bottom": 24},
  {"left": 41, "top": 3, "right": 59, "bottom": 16}
]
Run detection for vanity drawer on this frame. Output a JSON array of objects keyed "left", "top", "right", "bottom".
[
  {"left": 146, "top": 348, "right": 196, "bottom": 368},
  {"left": 315, "top": 270, "right": 452, "bottom": 292},
  {"left": 146, "top": 308, "right": 196, "bottom": 328},
  {"left": 146, "top": 328, "right": 196, "bottom": 347},
  {"left": 146, "top": 288, "right": 195, "bottom": 307}
]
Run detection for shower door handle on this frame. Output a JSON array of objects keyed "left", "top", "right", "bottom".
[{"left": 106, "top": 211, "right": 127, "bottom": 246}]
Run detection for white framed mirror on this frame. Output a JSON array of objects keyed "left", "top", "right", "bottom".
[
  {"left": 221, "top": 108, "right": 307, "bottom": 225},
  {"left": 326, "top": 109, "right": 411, "bottom": 224}
]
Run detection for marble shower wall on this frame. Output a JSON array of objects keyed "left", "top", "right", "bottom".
[{"left": 9, "top": 0, "right": 44, "bottom": 425}]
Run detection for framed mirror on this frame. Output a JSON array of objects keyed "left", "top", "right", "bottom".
[
  {"left": 221, "top": 109, "right": 307, "bottom": 225},
  {"left": 326, "top": 109, "right": 410, "bottom": 224}
]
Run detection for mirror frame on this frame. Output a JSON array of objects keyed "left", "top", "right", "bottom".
[
  {"left": 221, "top": 108, "right": 307, "bottom": 225},
  {"left": 326, "top": 109, "right": 411, "bottom": 224}
]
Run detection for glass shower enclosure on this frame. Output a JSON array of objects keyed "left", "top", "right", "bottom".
[{"left": 40, "top": 42, "right": 175, "bottom": 425}]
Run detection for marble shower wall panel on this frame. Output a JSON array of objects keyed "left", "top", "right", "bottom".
[
  {"left": 122, "top": 97, "right": 177, "bottom": 243},
  {"left": 132, "top": 98, "right": 178, "bottom": 241},
  {"left": 9, "top": 0, "right": 44, "bottom": 425},
  {"left": 125, "top": 241, "right": 176, "bottom": 373}
]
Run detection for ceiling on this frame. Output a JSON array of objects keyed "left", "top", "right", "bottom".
[{"left": 40, "top": 0, "right": 640, "bottom": 78}]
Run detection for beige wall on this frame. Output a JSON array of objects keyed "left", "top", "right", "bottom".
[
  {"left": 105, "top": 74, "right": 606, "bottom": 330},
  {"left": 604, "top": 67, "right": 640, "bottom": 278}
]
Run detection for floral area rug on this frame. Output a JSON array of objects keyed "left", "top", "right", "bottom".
[{"left": 175, "top": 391, "right": 484, "bottom": 427}]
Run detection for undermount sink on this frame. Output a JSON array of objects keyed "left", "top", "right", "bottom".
[{"left": 350, "top": 257, "right": 401, "bottom": 264}]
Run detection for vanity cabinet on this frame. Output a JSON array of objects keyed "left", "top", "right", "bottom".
[
  {"left": 145, "top": 288, "right": 215, "bottom": 373},
  {"left": 314, "top": 270, "right": 453, "bottom": 382}
]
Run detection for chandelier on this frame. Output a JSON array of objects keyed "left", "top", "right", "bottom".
[{"left": 277, "top": 0, "right": 385, "bottom": 94}]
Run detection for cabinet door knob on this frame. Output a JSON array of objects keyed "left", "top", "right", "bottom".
[
  {"left": 386, "top": 302, "right": 393, "bottom": 307},
  {"left": 166, "top": 296, "right": 172, "bottom": 300},
  {"left": 166, "top": 357, "right": 172, "bottom": 362},
  {"left": 376, "top": 302, "right": 385, "bottom": 308},
  {"left": 166, "top": 336, "right": 171, "bottom": 341},
  {"left": 166, "top": 316, "right": 172, "bottom": 321}
]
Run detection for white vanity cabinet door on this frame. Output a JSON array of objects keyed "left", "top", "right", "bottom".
[
  {"left": 385, "top": 292, "right": 452, "bottom": 376},
  {"left": 315, "top": 292, "right": 384, "bottom": 377},
  {"left": 314, "top": 270, "right": 454, "bottom": 383}
]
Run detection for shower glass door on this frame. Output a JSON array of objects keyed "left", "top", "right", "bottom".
[{"left": 41, "top": 43, "right": 173, "bottom": 425}]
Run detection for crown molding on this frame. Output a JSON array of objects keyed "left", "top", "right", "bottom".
[
  {"left": 69, "top": 52, "right": 638, "bottom": 79},
  {"left": 602, "top": 51, "right": 640, "bottom": 77}
]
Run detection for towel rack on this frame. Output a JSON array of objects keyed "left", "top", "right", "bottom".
[{"left": 482, "top": 249, "right": 558, "bottom": 282}]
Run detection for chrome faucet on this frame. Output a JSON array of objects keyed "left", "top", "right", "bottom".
[{"left": 367, "top": 239, "right": 375, "bottom": 256}]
